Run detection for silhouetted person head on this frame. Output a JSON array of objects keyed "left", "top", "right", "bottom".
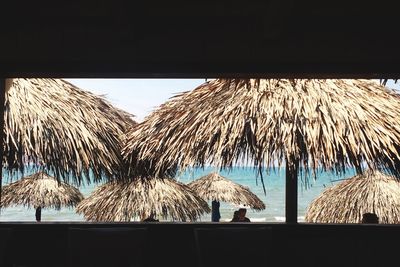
[
  {"left": 238, "top": 208, "right": 250, "bottom": 222},
  {"left": 238, "top": 208, "right": 247, "bottom": 217},
  {"left": 142, "top": 211, "right": 159, "bottom": 222},
  {"left": 361, "top": 213, "right": 379, "bottom": 224},
  {"left": 231, "top": 210, "right": 240, "bottom": 222}
]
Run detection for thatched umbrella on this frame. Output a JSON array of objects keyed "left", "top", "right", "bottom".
[
  {"left": 3, "top": 78, "right": 134, "bottom": 185},
  {"left": 0, "top": 171, "right": 84, "bottom": 221},
  {"left": 76, "top": 178, "right": 211, "bottom": 222},
  {"left": 188, "top": 173, "right": 265, "bottom": 222},
  {"left": 305, "top": 170, "right": 400, "bottom": 224},
  {"left": 123, "top": 79, "right": 400, "bottom": 223}
]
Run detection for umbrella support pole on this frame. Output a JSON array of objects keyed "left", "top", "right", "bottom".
[
  {"left": 285, "top": 159, "right": 298, "bottom": 223},
  {"left": 35, "top": 207, "right": 42, "bottom": 222},
  {"left": 0, "top": 79, "right": 5, "bottom": 213}
]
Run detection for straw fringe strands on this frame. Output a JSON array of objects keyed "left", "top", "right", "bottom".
[
  {"left": 305, "top": 170, "right": 400, "bottom": 224},
  {"left": 123, "top": 79, "right": 400, "bottom": 183},
  {"left": 4, "top": 79, "right": 135, "bottom": 185},
  {"left": 188, "top": 173, "right": 265, "bottom": 210},
  {"left": 76, "top": 178, "right": 210, "bottom": 222},
  {"left": 1, "top": 171, "right": 83, "bottom": 210}
]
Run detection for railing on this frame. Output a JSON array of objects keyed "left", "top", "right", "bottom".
[{"left": 1, "top": 222, "right": 399, "bottom": 267}]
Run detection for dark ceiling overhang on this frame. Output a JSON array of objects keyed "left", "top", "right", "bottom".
[{"left": 1, "top": 0, "right": 399, "bottom": 78}]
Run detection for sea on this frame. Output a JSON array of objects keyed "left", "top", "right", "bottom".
[{"left": 0, "top": 167, "right": 357, "bottom": 222}]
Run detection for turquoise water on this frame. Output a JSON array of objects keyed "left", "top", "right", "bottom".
[{"left": 0, "top": 167, "right": 356, "bottom": 222}]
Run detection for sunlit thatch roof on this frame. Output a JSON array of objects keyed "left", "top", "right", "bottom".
[
  {"left": 188, "top": 173, "right": 265, "bottom": 210},
  {"left": 0, "top": 171, "right": 84, "bottom": 210},
  {"left": 4, "top": 78, "right": 135, "bottom": 184},
  {"left": 123, "top": 79, "right": 400, "bottom": 183},
  {"left": 305, "top": 170, "right": 400, "bottom": 224},
  {"left": 76, "top": 178, "right": 211, "bottom": 222}
]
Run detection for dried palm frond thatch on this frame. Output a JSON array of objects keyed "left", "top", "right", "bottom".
[
  {"left": 4, "top": 78, "right": 135, "bottom": 185},
  {"left": 0, "top": 171, "right": 84, "bottom": 210},
  {"left": 305, "top": 170, "right": 400, "bottom": 224},
  {"left": 76, "top": 178, "right": 211, "bottom": 222},
  {"left": 188, "top": 173, "right": 265, "bottom": 210},
  {"left": 123, "top": 79, "right": 400, "bottom": 182}
]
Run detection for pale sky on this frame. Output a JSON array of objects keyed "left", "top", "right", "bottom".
[
  {"left": 66, "top": 79, "right": 206, "bottom": 122},
  {"left": 66, "top": 79, "right": 400, "bottom": 122}
]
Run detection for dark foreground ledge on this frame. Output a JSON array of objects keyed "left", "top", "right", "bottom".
[{"left": 0, "top": 222, "right": 398, "bottom": 267}]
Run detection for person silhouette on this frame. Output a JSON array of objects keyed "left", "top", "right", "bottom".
[
  {"left": 361, "top": 213, "right": 379, "bottom": 224},
  {"left": 211, "top": 200, "right": 221, "bottom": 222},
  {"left": 230, "top": 210, "right": 240, "bottom": 222},
  {"left": 238, "top": 208, "right": 250, "bottom": 222},
  {"left": 142, "top": 212, "right": 159, "bottom": 222}
]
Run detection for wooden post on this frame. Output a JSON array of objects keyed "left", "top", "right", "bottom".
[
  {"left": 285, "top": 159, "right": 299, "bottom": 223},
  {"left": 35, "top": 206, "right": 42, "bottom": 222},
  {"left": 0, "top": 79, "right": 5, "bottom": 213}
]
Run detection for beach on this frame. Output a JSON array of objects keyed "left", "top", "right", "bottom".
[{"left": 0, "top": 167, "right": 357, "bottom": 222}]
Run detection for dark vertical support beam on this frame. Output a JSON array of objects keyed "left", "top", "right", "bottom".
[
  {"left": 285, "top": 159, "right": 298, "bottom": 223},
  {"left": 0, "top": 79, "right": 5, "bottom": 213},
  {"left": 36, "top": 206, "right": 42, "bottom": 222}
]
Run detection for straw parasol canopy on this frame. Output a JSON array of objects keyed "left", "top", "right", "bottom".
[
  {"left": 188, "top": 173, "right": 265, "bottom": 210},
  {"left": 76, "top": 178, "right": 211, "bottom": 222},
  {"left": 0, "top": 171, "right": 84, "bottom": 210},
  {"left": 4, "top": 78, "right": 135, "bottom": 185},
  {"left": 305, "top": 170, "right": 400, "bottom": 224},
  {"left": 123, "top": 79, "right": 400, "bottom": 181}
]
